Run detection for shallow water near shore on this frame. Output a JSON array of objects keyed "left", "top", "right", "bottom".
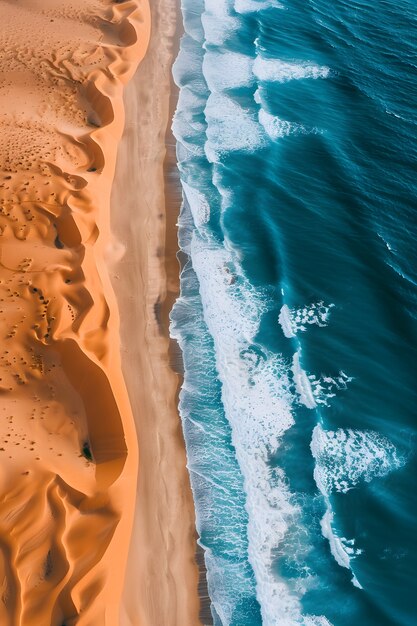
[{"left": 171, "top": 0, "right": 417, "bottom": 624}]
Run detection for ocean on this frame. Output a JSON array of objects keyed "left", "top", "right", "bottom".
[{"left": 170, "top": 0, "right": 417, "bottom": 624}]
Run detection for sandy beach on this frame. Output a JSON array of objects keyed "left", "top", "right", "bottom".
[
  {"left": 0, "top": 0, "right": 201, "bottom": 623},
  {"left": 109, "top": 1, "right": 204, "bottom": 625}
]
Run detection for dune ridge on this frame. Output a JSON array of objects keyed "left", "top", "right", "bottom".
[{"left": 0, "top": 1, "right": 150, "bottom": 624}]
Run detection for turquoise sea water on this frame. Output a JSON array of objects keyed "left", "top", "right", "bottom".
[{"left": 170, "top": 1, "right": 417, "bottom": 624}]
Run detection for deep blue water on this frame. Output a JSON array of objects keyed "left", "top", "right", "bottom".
[{"left": 170, "top": 1, "right": 417, "bottom": 624}]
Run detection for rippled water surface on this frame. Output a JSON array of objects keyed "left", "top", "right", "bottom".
[{"left": 171, "top": 1, "right": 417, "bottom": 624}]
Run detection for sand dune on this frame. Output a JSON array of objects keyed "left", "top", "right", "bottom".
[{"left": 0, "top": 1, "right": 150, "bottom": 623}]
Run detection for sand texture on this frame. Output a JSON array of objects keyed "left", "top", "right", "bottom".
[
  {"left": 110, "top": 1, "right": 204, "bottom": 624},
  {"left": 0, "top": 1, "right": 150, "bottom": 624}
]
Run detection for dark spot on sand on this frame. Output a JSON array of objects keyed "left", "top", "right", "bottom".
[
  {"left": 153, "top": 296, "right": 163, "bottom": 331},
  {"left": 82, "top": 441, "right": 93, "bottom": 461},
  {"left": 44, "top": 550, "right": 53, "bottom": 578},
  {"left": 54, "top": 235, "right": 64, "bottom": 249},
  {"left": 87, "top": 116, "right": 101, "bottom": 128}
]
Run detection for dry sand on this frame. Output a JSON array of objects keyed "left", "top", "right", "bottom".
[
  {"left": 109, "top": 1, "right": 204, "bottom": 625},
  {"left": 0, "top": 1, "right": 151, "bottom": 624}
]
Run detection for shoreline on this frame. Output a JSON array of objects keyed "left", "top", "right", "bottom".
[
  {"left": 161, "top": 4, "right": 214, "bottom": 625},
  {"left": 109, "top": 1, "right": 205, "bottom": 624}
]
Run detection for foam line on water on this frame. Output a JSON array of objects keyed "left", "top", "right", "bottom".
[
  {"left": 182, "top": 181, "right": 211, "bottom": 229},
  {"left": 204, "top": 93, "right": 267, "bottom": 162},
  {"left": 292, "top": 351, "right": 352, "bottom": 408},
  {"left": 172, "top": 34, "right": 205, "bottom": 89},
  {"left": 311, "top": 424, "right": 405, "bottom": 588},
  {"left": 256, "top": 89, "right": 322, "bottom": 140},
  {"left": 171, "top": 5, "right": 264, "bottom": 621},
  {"left": 201, "top": 50, "right": 329, "bottom": 93},
  {"left": 291, "top": 351, "right": 318, "bottom": 409},
  {"left": 258, "top": 108, "right": 303, "bottom": 140},
  {"left": 202, "top": 0, "right": 241, "bottom": 45},
  {"left": 172, "top": 32, "right": 207, "bottom": 157},
  {"left": 205, "top": 0, "right": 235, "bottom": 15},
  {"left": 199, "top": 12, "right": 330, "bottom": 155},
  {"left": 202, "top": 51, "right": 254, "bottom": 92},
  {"left": 304, "top": 618, "right": 334, "bottom": 626},
  {"left": 171, "top": 208, "right": 261, "bottom": 623},
  {"left": 279, "top": 302, "right": 334, "bottom": 338},
  {"left": 311, "top": 424, "right": 405, "bottom": 495},
  {"left": 253, "top": 57, "right": 330, "bottom": 83},
  {"left": 191, "top": 231, "right": 333, "bottom": 625},
  {"left": 234, "top": 0, "right": 284, "bottom": 14},
  {"left": 320, "top": 509, "right": 363, "bottom": 589}
]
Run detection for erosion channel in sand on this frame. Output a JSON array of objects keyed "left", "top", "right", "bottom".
[{"left": 0, "top": 1, "right": 148, "bottom": 624}]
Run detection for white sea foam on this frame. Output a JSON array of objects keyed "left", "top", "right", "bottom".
[
  {"left": 172, "top": 36, "right": 205, "bottom": 89},
  {"left": 320, "top": 509, "right": 363, "bottom": 588},
  {"left": 291, "top": 351, "right": 317, "bottom": 409},
  {"left": 202, "top": 13, "right": 241, "bottom": 45},
  {"left": 191, "top": 231, "right": 333, "bottom": 625},
  {"left": 205, "top": 550, "right": 260, "bottom": 625},
  {"left": 202, "top": 51, "right": 254, "bottom": 92},
  {"left": 292, "top": 352, "right": 352, "bottom": 408},
  {"left": 182, "top": 181, "right": 211, "bottom": 229},
  {"left": 234, "top": 0, "right": 284, "bottom": 14},
  {"left": 205, "top": 0, "right": 235, "bottom": 16},
  {"left": 172, "top": 87, "right": 206, "bottom": 156},
  {"left": 198, "top": 22, "right": 330, "bottom": 156},
  {"left": 258, "top": 109, "right": 297, "bottom": 140},
  {"left": 278, "top": 304, "right": 295, "bottom": 339},
  {"left": 254, "top": 87, "right": 262, "bottom": 105},
  {"left": 172, "top": 35, "right": 207, "bottom": 158},
  {"left": 304, "top": 617, "right": 334, "bottom": 626},
  {"left": 253, "top": 56, "right": 329, "bottom": 143},
  {"left": 279, "top": 301, "right": 334, "bottom": 338},
  {"left": 253, "top": 57, "right": 330, "bottom": 83},
  {"left": 311, "top": 423, "right": 405, "bottom": 587},
  {"left": 259, "top": 108, "right": 322, "bottom": 140},
  {"left": 202, "top": 0, "right": 241, "bottom": 45},
  {"left": 377, "top": 231, "right": 395, "bottom": 253},
  {"left": 320, "top": 510, "right": 356, "bottom": 569},
  {"left": 311, "top": 424, "right": 405, "bottom": 495},
  {"left": 256, "top": 84, "right": 319, "bottom": 141},
  {"left": 205, "top": 93, "right": 267, "bottom": 161}
]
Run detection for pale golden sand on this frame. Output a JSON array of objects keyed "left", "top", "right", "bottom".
[{"left": 109, "top": 1, "right": 204, "bottom": 624}]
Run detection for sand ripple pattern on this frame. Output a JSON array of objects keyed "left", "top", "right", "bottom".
[{"left": 0, "top": 1, "right": 149, "bottom": 624}]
